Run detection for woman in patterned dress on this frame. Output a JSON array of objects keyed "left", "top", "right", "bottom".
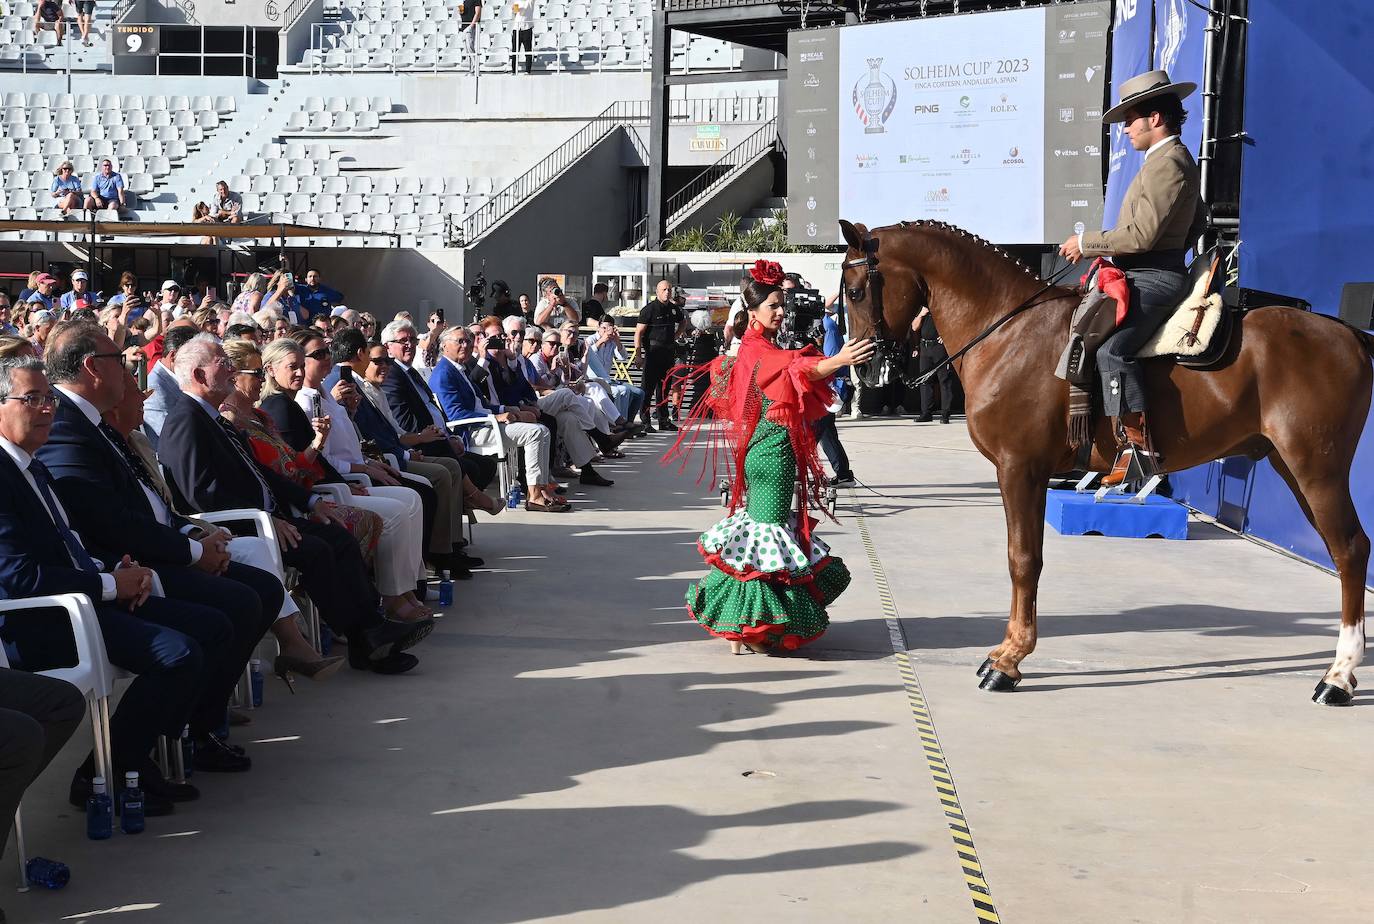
[{"left": 675, "top": 261, "right": 876, "bottom": 653}]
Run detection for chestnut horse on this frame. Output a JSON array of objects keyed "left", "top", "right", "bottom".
[{"left": 838, "top": 218, "right": 1374, "bottom": 706}]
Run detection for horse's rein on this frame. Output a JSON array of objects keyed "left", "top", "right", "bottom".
[{"left": 841, "top": 232, "right": 1079, "bottom": 390}]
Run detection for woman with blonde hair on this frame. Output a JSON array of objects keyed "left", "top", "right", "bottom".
[
  {"left": 257, "top": 336, "right": 430, "bottom": 621},
  {"left": 51, "top": 161, "right": 82, "bottom": 215},
  {"left": 231, "top": 272, "right": 270, "bottom": 316}
]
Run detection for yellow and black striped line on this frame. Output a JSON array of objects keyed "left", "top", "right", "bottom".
[{"left": 853, "top": 502, "right": 1002, "bottom": 923}]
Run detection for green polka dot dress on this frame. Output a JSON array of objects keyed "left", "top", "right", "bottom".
[{"left": 687, "top": 401, "right": 851, "bottom": 650}]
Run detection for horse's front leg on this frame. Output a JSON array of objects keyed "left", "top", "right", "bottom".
[{"left": 979, "top": 462, "right": 1049, "bottom": 692}]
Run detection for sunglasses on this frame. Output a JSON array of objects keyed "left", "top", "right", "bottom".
[
  {"left": 368, "top": 355, "right": 392, "bottom": 366},
  {"left": 305, "top": 348, "right": 331, "bottom": 360},
  {"left": 388, "top": 337, "right": 416, "bottom": 345},
  {"left": 236, "top": 368, "right": 266, "bottom": 378}
]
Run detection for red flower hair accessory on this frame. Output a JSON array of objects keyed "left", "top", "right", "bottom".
[{"left": 748, "top": 260, "right": 784, "bottom": 286}]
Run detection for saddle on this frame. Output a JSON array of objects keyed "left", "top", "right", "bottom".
[{"left": 1055, "top": 246, "right": 1229, "bottom": 452}]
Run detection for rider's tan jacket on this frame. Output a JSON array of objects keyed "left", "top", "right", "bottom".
[{"left": 1080, "top": 136, "right": 1206, "bottom": 257}]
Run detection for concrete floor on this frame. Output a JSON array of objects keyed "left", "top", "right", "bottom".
[{"left": 4, "top": 418, "right": 1371, "bottom": 923}]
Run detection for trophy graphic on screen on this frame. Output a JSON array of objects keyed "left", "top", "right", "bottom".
[{"left": 853, "top": 58, "right": 897, "bottom": 134}]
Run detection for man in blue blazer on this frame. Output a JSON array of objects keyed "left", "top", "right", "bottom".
[
  {"left": 0, "top": 355, "right": 212, "bottom": 816},
  {"left": 156, "top": 335, "right": 431, "bottom": 674},
  {"left": 379, "top": 318, "right": 497, "bottom": 489},
  {"left": 39, "top": 322, "right": 282, "bottom": 773}
]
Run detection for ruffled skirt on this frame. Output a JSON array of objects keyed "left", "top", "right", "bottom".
[{"left": 686, "top": 509, "right": 851, "bottom": 650}]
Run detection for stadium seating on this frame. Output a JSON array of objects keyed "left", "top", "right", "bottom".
[
  {"left": 302, "top": 0, "right": 737, "bottom": 73},
  {"left": 1, "top": 92, "right": 232, "bottom": 217}
]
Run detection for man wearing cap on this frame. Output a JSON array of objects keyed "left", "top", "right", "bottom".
[
  {"left": 25, "top": 275, "right": 58, "bottom": 313},
  {"left": 1059, "top": 69, "right": 1206, "bottom": 479},
  {"left": 158, "top": 280, "right": 182, "bottom": 317},
  {"left": 60, "top": 271, "right": 99, "bottom": 314}
]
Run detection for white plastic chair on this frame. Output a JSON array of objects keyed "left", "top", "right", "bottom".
[{"left": 447, "top": 414, "right": 510, "bottom": 497}]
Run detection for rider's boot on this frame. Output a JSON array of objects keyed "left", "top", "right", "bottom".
[{"left": 1101, "top": 412, "right": 1151, "bottom": 487}]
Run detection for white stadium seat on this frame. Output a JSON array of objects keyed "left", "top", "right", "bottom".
[
  {"left": 366, "top": 194, "right": 391, "bottom": 215},
  {"left": 345, "top": 175, "right": 370, "bottom": 196},
  {"left": 128, "top": 173, "right": 154, "bottom": 195},
  {"left": 347, "top": 96, "right": 370, "bottom": 112},
  {"left": 229, "top": 175, "right": 252, "bottom": 193},
  {"left": 275, "top": 175, "right": 299, "bottom": 195},
  {"left": 214, "top": 97, "right": 236, "bottom": 114},
  {"left": 299, "top": 176, "right": 323, "bottom": 195},
  {"left": 313, "top": 194, "right": 338, "bottom": 214},
  {"left": 324, "top": 176, "right": 350, "bottom": 196},
  {"left": 339, "top": 193, "right": 364, "bottom": 214},
  {"left": 288, "top": 193, "right": 314, "bottom": 213},
  {"left": 250, "top": 175, "right": 275, "bottom": 194},
  {"left": 396, "top": 176, "right": 420, "bottom": 196},
  {"left": 390, "top": 194, "right": 414, "bottom": 214},
  {"left": 147, "top": 156, "right": 170, "bottom": 178},
  {"left": 286, "top": 111, "right": 309, "bottom": 132}
]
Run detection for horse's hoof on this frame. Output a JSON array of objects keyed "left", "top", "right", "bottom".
[
  {"left": 978, "top": 669, "right": 1020, "bottom": 692},
  {"left": 1313, "top": 676, "right": 1358, "bottom": 695},
  {"left": 975, "top": 657, "right": 993, "bottom": 677},
  {"left": 1312, "top": 681, "right": 1354, "bottom": 707}
]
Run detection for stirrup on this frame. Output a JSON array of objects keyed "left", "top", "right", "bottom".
[{"left": 1094, "top": 444, "right": 1162, "bottom": 501}]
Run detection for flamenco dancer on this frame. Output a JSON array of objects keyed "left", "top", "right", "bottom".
[{"left": 668, "top": 261, "right": 876, "bottom": 654}]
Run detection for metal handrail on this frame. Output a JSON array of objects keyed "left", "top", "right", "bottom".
[
  {"left": 453, "top": 99, "right": 776, "bottom": 245},
  {"left": 631, "top": 116, "right": 778, "bottom": 244},
  {"left": 284, "top": 0, "right": 318, "bottom": 30}
]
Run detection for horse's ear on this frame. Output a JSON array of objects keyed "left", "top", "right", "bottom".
[{"left": 838, "top": 220, "right": 865, "bottom": 250}]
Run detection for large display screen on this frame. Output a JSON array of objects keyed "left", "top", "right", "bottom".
[{"left": 787, "top": 2, "right": 1110, "bottom": 245}]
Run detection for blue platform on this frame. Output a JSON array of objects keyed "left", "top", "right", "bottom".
[{"left": 1045, "top": 490, "right": 1189, "bottom": 540}]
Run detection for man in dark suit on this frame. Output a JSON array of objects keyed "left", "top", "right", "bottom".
[
  {"left": 379, "top": 318, "right": 497, "bottom": 490},
  {"left": 155, "top": 334, "right": 430, "bottom": 674},
  {"left": 39, "top": 322, "right": 281, "bottom": 772},
  {"left": 0, "top": 355, "right": 210, "bottom": 816}
]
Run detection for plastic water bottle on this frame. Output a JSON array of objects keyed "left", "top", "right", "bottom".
[
  {"left": 506, "top": 484, "right": 523, "bottom": 509},
  {"left": 85, "top": 776, "right": 112, "bottom": 840},
  {"left": 179, "top": 725, "right": 194, "bottom": 779},
  {"left": 24, "top": 857, "right": 70, "bottom": 889},
  {"left": 119, "top": 771, "right": 145, "bottom": 834},
  {"left": 249, "top": 659, "right": 264, "bottom": 707},
  {"left": 438, "top": 570, "right": 454, "bottom": 607}
]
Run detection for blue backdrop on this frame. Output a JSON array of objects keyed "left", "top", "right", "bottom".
[
  {"left": 1102, "top": 0, "right": 1154, "bottom": 228},
  {"left": 1153, "top": 0, "right": 1207, "bottom": 158},
  {"left": 1174, "top": 0, "right": 1374, "bottom": 583}
]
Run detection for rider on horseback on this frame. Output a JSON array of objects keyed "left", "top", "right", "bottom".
[{"left": 1059, "top": 70, "right": 1207, "bottom": 484}]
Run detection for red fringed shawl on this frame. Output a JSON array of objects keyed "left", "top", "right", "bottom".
[{"left": 663, "top": 327, "right": 834, "bottom": 543}]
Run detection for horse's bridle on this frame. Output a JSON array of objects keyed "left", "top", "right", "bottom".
[
  {"left": 841, "top": 227, "right": 915, "bottom": 385},
  {"left": 839, "top": 223, "right": 1081, "bottom": 391}
]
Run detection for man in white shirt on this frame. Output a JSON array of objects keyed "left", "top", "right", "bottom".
[{"left": 511, "top": 0, "right": 534, "bottom": 73}]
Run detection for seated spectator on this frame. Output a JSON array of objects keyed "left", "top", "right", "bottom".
[
  {"left": 31, "top": 0, "right": 64, "bottom": 43},
  {"left": 0, "top": 300, "right": 17, "bottom": 336},
  {"left": 50, "top": 162, "right": 83, "bottom": 217},
  {"left": 41, "top": 321, "right": 285, "bottom": 774},
  {"left": 558, "top": 320, "right": 626, "bottom": 430},
  {"left": 16, "top": 272, "right": 40, "bottom": 306},
  {"left": 533, "top": 286, "right": 580, "bottom": 327},
  {"left": 0, "top": 355, "right": 212, "bottom": 817},
  {"left": 59, "top": 270, "right": 98, "bottom": 313},
  {"left": 25, "top": 274, "right": 57, "bottom": 313},
  {"left": 346, "top": 333, "right": 502, "bottom": 520},
  {"left": 298, "top": 270, "right": 343, "bottom": 321},
  {"left": 108, "top": 271, "right": 139, "bottom": 310},
  {"left": 0, "top": 335, "right": 32, "bottom": 359},
  {"left": 212, "top": 181, "right": 242, "bottom": 224},
  {"left": 157, "top": 335, "right": 432, "bottom": 675},
  {"left": 356, "top": 311, "right": 379, "bottom": 342},
  {"left": 585, "top": 316, "right": 645, "bottom": 428},
  {"left": 428, "top": 326, "right": 570, "bottom": 512},
  {"left": 327, "top": 329, "right": 485, "bottom": 573},
  {"left": 231, "top": 273, "right": 270, "bottom": 317},
  {"left": 581, "top": 283, "right": 609, "bottom": 324},
  {"left": 27, "top": 309, "right": 56, "bottom": 359},
  {"left": 228, "top": 337, "right": 383, "bottom": 565},
  {"left": 140, "top": 321, "right": 201, "bottom": 445},
  {"left": 265, "top": 330, "right": 435, "bottom": 616},
  {"left": 85, "top": 160, "right": 127, "bottom": 214},
  {"left": 225, "top": 323, "right": 259, "bottom": 343}
]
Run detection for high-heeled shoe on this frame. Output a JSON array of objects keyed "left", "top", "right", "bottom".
[
  {"left": 464, "top": 486, "right": 504, "bottom": 517},
  {"left": 273, "top": 654, "right": 346, "bottom": 693}
]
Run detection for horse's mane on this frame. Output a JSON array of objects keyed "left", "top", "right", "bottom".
[{"left": 870, "top": 219, "right": 1042, "bottom": 280}]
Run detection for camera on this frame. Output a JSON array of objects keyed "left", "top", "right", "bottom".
[
  {"left": 467, "top": 269, "right": 487, "bottom": 313},
  {"left": 779, "top": 286, "right": 826, "bottom": 350},
  {"left": 486, "top": 333, "right": 506, "bottom": 351}
]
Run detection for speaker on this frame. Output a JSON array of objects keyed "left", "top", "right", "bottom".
[{"left": 1338, "top": 282, "right": 1374, "bottom": 330}]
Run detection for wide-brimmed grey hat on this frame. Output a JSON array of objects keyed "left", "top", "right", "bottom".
[{"left": 1102, "top": 69, "right": 1196, "bottom": 123}]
